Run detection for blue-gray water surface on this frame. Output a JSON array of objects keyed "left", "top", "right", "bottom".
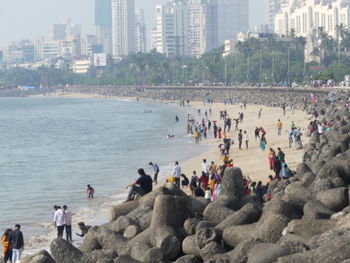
[{"left": 0, "top": 97, "right": 208, "bottom": 239}]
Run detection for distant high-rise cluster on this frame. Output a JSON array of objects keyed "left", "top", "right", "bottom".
[{"left": 151, "top": 0, "right": 249, "bottom": 57}]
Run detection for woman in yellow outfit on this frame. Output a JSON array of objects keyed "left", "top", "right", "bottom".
[{"left": 1, "top": 229, "right": 12, "bottom": 263}]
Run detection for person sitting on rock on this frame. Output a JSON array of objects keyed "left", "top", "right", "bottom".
[
  {"left": 76, "top": 222, "right": 91, "bottom": 237},
  {"left": 125, "top": 169, "right": 153, "bottom": 202}
]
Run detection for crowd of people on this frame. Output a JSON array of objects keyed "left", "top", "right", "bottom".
[{"left": 2, "top": 98, "right": 310, "bottom": 263}]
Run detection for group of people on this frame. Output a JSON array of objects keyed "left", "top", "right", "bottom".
[
  {"left": 189, "top": 159, "right": 224, "bottom": 201},
  {"left": 1, "top": 225, "right": 24, "bottom": 263}
]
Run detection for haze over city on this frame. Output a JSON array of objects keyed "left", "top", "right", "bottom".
[{"left": 0, "top": 0, "right": 266, "bottom": 46}]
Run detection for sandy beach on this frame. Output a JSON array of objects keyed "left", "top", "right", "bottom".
[
  {"left": 180, "top": 102, "right": 310, "bottom": 184},
  {"left": 39, "top": 92, "right": 310, "bottom": 183}
]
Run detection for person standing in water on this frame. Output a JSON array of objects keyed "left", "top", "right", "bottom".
[
  {"left": 87, "top": 185, "right": 94, "bottom": 199},
  {"left": 175, "top": 116, "right": 179, "bottom": 122},
  {"left": 149, "top": 162, "right": 160, "bottom": 184}
]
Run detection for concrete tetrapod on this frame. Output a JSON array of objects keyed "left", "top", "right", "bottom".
[{"left": 126, "top": 194, "right": 190, "bottom": 262}]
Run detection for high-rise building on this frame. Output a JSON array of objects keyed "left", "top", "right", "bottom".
[
  {"left": 49, "top": 24, "right": 67, "bottom": 41},
  {"left": 266, "top": 0, "right": 284, "bottom": 32},
  {"left": 111, "top": 0, "right": 136, "bottom": 58},
  {"left": 151, "top": 1, "right": 188, "bottom": 56},
  {"left": 81, "top": 35, "right": 103, "bottom": 57},
  {"left": 151, "top": 0, "right": 218, "bottom": 57},
  {"left": 95, "top": 0, "right": 112, "bottom": 54},
  {"left": 49, "top": 18, "right": 82, "bottom": 41},
  {"left": 217, "top": 0, "right": 249, "bottom": 42},
  {"left": 187, "top": 0, "right": 218, "bottom": 57},
  {"left": 135, "top": 8, "right": 147, "bottom": 53}
]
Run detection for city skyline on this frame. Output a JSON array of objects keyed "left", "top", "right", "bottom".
[{"left": 0, "top": 0, "right": 266, "bottom": 47}]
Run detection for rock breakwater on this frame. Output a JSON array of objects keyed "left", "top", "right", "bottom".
[{"left": 21, "top": 88, "right": 350, "bottom": 263}]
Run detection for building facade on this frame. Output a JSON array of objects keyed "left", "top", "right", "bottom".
[
  {"left": 151, "top": 1, "right": 188, "bottom": 56},
  {"left": 95, "top": 0, "right": 112, "bottom": 54},
  {"left": 151, "top": 0, "right": 218, "bottom": 57},
  {"left": 217, "top": 0, "right": 249, "bottom": 43},
  {"left": 111, "top": 0, "right": 135, "bottom": 58},
  {"left": 135, "top": 8, "right": 147, "bottom": 52},
  {"left": 275, "top": 0, "right": 350, "bottom": 39}
]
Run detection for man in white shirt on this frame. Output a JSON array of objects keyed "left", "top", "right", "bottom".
[
  {"left": 201, "top": 159, "right": 209, "bottom": 176},
  {"left": 53, "top": 205, "right": 65, "bottom": 238},
  {"left": 173, "top": 161, "right": 181, "bottom": 187},
  {"left": 63, "top": 205, "right": 72, "bottom": 242}
]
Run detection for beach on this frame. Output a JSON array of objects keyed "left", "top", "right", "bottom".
[
  {"left": 18, "top": 93, "right": 311, "bottom": 260},
  {"left": 180, "top": 102, "right": 310, "bottom": 184}
]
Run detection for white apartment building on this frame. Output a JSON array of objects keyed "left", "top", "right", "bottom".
[
  {"left": 72, "top": 58, "right": 92, "bottom": 74},
  {"left": 275, "top": 0, "right": 350, "bottom": 39},
  {"left": 111, "top": 0, "right": 135, "bottom": 58},
  {"left": 187, "top": 0, "right": 218, "bottom": 57},
  {"left": 151, "top": 1, "right": 188, "bottom": 56},
  {"left": 151, "top": 0, "right": 218, "bottom": 57}
]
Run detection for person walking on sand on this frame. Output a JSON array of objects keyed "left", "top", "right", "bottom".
[
  {"left": 254, "top": 127, "right": 260, "bottom": 140},
  {"left": 149, "top": 162, "right": 160, "bottom": 184},
  {"left": 2, "top": 229, "right": 12, "bottom": 263},
  {"left": 282, "top": 104, "right": 286, "bottom": 115},
  {"left": 238, "top": 130, "right": 243, "bottom": 150},
  {"left": 276, "top": 119, "right": 283, "bottom": 136},
  {"left": 87, "top": 184, "right": 94, "bottom": 199},
  {"left": 243, "top": 131, "right": 249, "bottom": 149},
  {"left": 125, "top": 169, "right": 153, "bottom": 201},
  {"left": 213, "top": 123, "right": 218, "bottom": 138},
  {"left": 258, "top": 108, "right": 262, "bottom": 119},
  {"left": 8, "top": 225, "right": 23, "bottom": 263},
  {"left": 268, "top": 148, "right": 276, "bottom": 170},
  {"left": 63, "top": 205, "right": 72, "bottom": 242},
  {"left": 173, "top": 161, "right": 182, "bottom": 187},
  {"left": 201, "top": 159, "right": 209, "bottom": 176},
  {"left": 53, "top": 205, "right": 65, "bottom": 238}
]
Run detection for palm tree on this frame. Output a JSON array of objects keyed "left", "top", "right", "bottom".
[{"left": 310, "top": 47, "right": 321, "bottom": 59}]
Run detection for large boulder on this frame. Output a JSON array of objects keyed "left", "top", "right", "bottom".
[
  {"left": 315, "top": 187, "right": 349, "bottom": 212},
  {"left": 283, "top": 219, "right": 336, "bottom": 239},
  {"left": 21, "top": 250, "right": 55, "bottom": 263},
  {"left": 50, "top": 238, "right": 83, "bottom": 263},
  {"left": 247, "top": 243, "right": 290, "bottom": 263}
]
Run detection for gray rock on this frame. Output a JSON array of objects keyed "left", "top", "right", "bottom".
[
  {"left": 284, "top": 219, "right": 336, "bottom": 239},
  {"left": 302, "top": 199, "right": 334, "bottom": 219},
  {"left": 247, "top": 243, "right": 290, "bottom": 263},
  {"left": 21, "top": 250, "right": 55, "bottom": 263},
  {"left": 315, "top": 187, "right": 349, "bottom": 212},
  {"left": 50, "top": 238, "right": 83, "bottom": 263}
]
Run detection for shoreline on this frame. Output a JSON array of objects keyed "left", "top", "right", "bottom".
[
  {"left": 22, "top": 91, "right": 310, "bottom": 259},
  {"left": 20, "top": 95, "right": 210, "bottom": 257}
]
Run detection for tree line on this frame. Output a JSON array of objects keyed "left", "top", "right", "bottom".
[{"left": 2, "top": 26, "right": 350, "bottom": 88}]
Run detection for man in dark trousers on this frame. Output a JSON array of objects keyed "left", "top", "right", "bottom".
[
  {"left": 9, "top": 224, "right": 24, "bottom": 263},
  {"left": 238, "top": 129, "right": 243, "bottom": 150},
  {"left": 125, "top": 169, "right": 153, "bottom": 201}
]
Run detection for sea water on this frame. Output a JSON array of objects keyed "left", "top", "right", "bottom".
[{"left": 0, "top": 97, "right": 209, "bottom": 251}]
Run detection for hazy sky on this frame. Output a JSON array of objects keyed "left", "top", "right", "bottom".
[{"left": 0, "top": 0, "right": 265, "bottom": 46}]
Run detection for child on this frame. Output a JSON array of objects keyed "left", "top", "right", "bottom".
[
  {"left": 205, "top": 187, "right": 211, "bottom": 201},
  {"left": 87, "top": 184, "right": 95, "bottom": 199}
]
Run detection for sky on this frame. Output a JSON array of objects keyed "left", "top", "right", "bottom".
[{"left": 0, "top": 0, "right": 266, "bottom": 47}]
